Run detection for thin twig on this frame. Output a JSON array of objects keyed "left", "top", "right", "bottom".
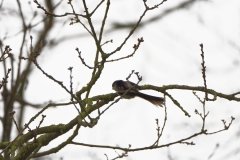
[
  {"left": 33, "top": 0, "right": 86, "bottom": 18},
  {"left": 75, "top": 48, "right": 94, "bottom": 69},
  {"left": 106, "top": 37, "right": 144, "bottom": 62},
  {"left": 152, "top": 100, "right": 167, "bottom": 146}
]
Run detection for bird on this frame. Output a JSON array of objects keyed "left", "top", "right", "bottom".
[{"left": 112, "top": 80, "right": 164, "bottom": 107}]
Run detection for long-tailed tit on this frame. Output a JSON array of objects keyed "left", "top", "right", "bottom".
[{"left": 112, "top": 80, "right": 164, "bottom": 107}]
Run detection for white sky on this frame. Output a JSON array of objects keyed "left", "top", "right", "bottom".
[{"left": 1, "top": 0, "right": 240, "bottom": 160}]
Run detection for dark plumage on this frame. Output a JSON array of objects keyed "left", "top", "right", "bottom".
[{"left": 112, "top": 80, "right": 164, "bottom": 107}]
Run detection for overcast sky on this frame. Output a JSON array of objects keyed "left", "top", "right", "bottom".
[{"left": 1, "top": 0, "right": 240, "bottom": 160}]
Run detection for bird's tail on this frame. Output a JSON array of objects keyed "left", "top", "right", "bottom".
[{"left": 136, "top": 92, "right": 165, "bottom": 107}]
